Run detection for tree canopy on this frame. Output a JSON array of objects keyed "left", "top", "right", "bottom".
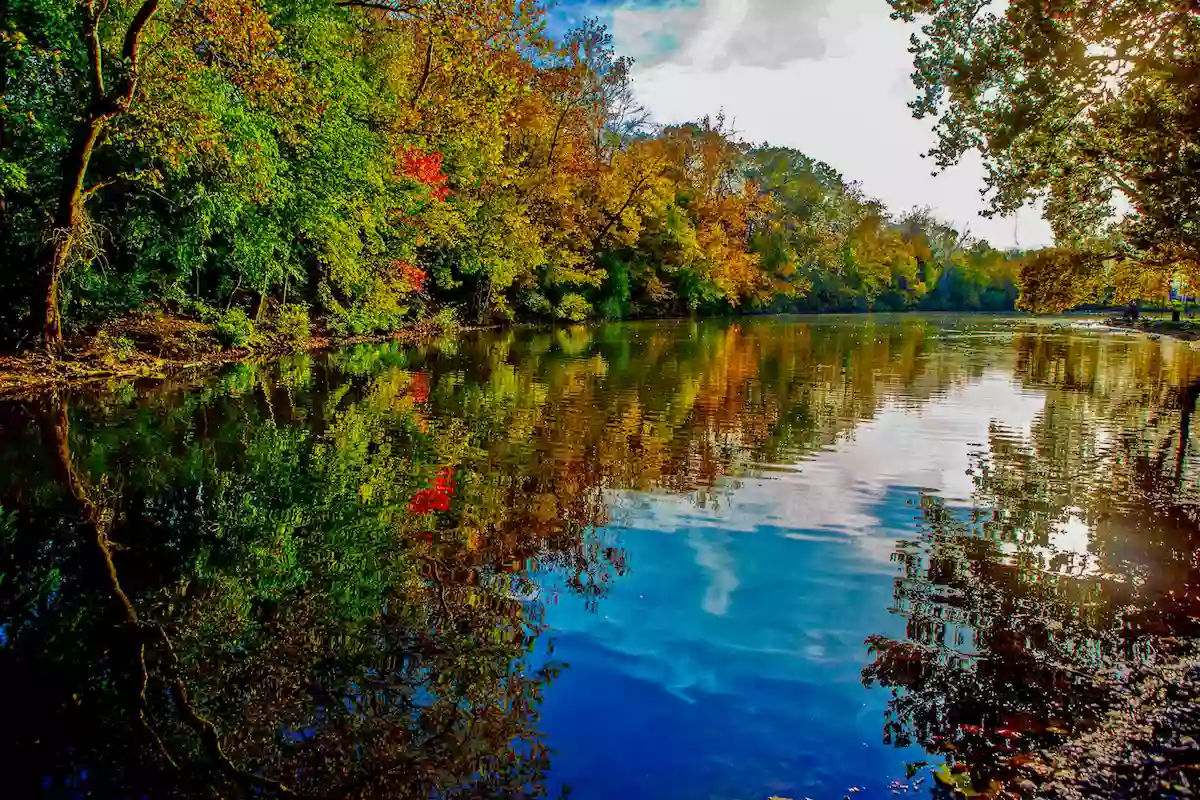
[
  {"left": 889, "top": 0, "right": 1200, "bottom": 311},
  {"left": 0, "top": 0, "right": 1031, "bottom": 352}
]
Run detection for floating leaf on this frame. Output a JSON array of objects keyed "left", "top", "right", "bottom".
[{"left": 933, "top": 764, "right": 982, "bottom": 797}]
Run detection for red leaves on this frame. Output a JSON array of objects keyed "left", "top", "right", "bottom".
[
  {"left": 408, "top": 489, "right": 449, "bottom": 514},
  {"left": 392, "top": 260, "right": 427, "bottom": 293},
  {"left": 398, "top": 147, "right": 450, "bottom": 201},
  {"left": 408, "top": 372, "right": 430, "bottom": 403},
  {"left": 408, "top": 466, "right": 454, "bottom": 514}
]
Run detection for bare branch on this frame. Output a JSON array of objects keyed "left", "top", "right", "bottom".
[
  {"left": 334, "top": 0, "right": 422, "bottom": 14},
  {"left": 81, "top": 178, "right": 116, "bottom": 200},
  {"left": 410, "top": 38, "right": 433, "bottom": 108}
]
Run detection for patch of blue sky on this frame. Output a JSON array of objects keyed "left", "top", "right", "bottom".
[{"left": 543, "top": 0, "right": 699, "bottom": 61}]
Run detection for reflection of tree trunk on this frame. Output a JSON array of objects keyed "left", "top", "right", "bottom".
[
  {"left": 1176, "top": 379, "right": 1200, "bottom": 483},
  {"left": 40, "top": 394, "right": 172, "bottom": 752},
  {"left": 38, "top": 393, "right": 295, "bottom": 796},
  {"left": 42, "top": 395, "right": 122, "bottom": 568}
]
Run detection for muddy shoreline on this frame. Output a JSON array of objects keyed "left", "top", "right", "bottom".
[{"left": 0, "top": 314, "right": 462, "bottom": 399}]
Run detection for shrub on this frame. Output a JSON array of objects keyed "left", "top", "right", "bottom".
[
  {"left": 519, "top": 290, "right": 554, "bottom": 317},
  {"left": 272, "top": 303, "right": 310, "bottom": 340},
  {"left": 555, "top": 293, "right": 591, "bottom": 322},
  {"left": 430, "top": 306, "right": 459, "bottom": 332},
  {"left": 111, "top": 335, "right": 136, "bottom": 362},
  {"left": 96, "top": 331, "right": 136, "bottom": 362},
  {"left": 326, "top": 305, "right": 407, "bottom": 337},
  {"left": 213, "top": 308, "right": 256, "bottom": 348},
  {"left": 180, "top": 329, "right": 205, "bottom": 351},
  {"left": 186, "top": 300, "right": 222, "bottom": 324}
]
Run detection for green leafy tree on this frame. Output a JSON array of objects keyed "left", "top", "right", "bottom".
[{"left": 889, "top": 0, "right": 1200, "bottom": 296}]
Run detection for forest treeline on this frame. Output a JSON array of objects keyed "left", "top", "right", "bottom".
[{"left": 0, "top": 0, "right": 1028, "bottom": 352}]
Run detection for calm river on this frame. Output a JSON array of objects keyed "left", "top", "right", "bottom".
[{"left": 2, "top": 314, "right": 1198, "bottom": 799}]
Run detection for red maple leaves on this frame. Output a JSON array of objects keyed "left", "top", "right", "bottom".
[
  {"left": 392, "top": 260, "right": 427, "bottom": 293},
  {"left": 408, "top": 466, "right": 454, "bottom": 514},
  {"left": 398, "top": 147, "right": 450, "bottom": 201}
]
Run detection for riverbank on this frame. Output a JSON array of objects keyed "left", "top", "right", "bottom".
[
  {"left": 5, "top": 310, "right": 1200, "bottom": 399},
  {"left": 0, "top": 309, "right": 457, "bottom": 399},
  {"left": 1100, "top": 316, "right": 1200, "bottom": 342}
]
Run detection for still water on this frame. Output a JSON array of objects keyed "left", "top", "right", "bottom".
[{"left": 2, "top": 315, "right": 1198, "bottom": 799}]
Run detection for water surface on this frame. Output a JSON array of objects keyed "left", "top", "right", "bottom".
[{"left": 2, "top": 315, "right": 1198, "bottom": 799}]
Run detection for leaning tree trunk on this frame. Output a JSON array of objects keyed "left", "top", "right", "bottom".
[
  {"left": 1175, "top": 378, "right": 1200, "bottom": 484},
  {"left": 37, "top": 0, "right": 159, "bottom": 353},
  {"left": 41, "top": 115, "right": 106, "bottom": 351}
]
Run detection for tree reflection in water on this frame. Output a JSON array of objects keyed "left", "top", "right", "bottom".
[
  {"left": 864, "top": 333, "right": 1200, "bottom": 794},
  {"left": 0, "top": 384, "right": 622, "bottom": 798},
  {"left": 3, "top": 319, "right": 1199, "bottom": 797},
  {"left": 0, "top": 317, "right": 978, "bottom": 797}
]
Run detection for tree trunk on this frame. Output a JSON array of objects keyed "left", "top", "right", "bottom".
[
  {"left": 0, "top": 0, "right": 9, "bottom": 221},
  {"left": 40, "top": 115, "right": 106, "bottom": 351},
  {"left": 36, "top": 0, "right": 159, "bottom": 353}
]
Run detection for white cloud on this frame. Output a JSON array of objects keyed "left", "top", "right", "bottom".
[
  {"left": 535, "top": 369, "right": 1051, "bottom": 700},
  {"left": 601, "top": 370, "right": 1047, "bottom": 564},
  {"left": 687, "top": 530, "right": 740, "bottom": 615},
  {"left": 612, "top": 0, "right": 1055, "bottom": 249},
  {"left": 538, "top": 372, "right": 1050, "bottom": 703}
]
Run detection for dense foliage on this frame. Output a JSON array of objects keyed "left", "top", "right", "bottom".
[
  {"left": 0, "top": 0, "right": 1027, "bottom": 351},
  {"left": 890, "top": 0, "right": 1200, "bottom": 312}
]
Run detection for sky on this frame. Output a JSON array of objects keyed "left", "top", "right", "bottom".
[{"left": 550, "top": 0, "right": 1055, "bottom": 250}]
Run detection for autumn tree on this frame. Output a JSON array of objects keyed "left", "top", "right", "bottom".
[
  {"left": 889, "top": 0, "right": 1200, "bottom": 294},
  {"left": 0, "top": 0, "right": 1043, "bottom": 352},
  {"left": 19, "top": 0, "right": 300, "bottom": 350}
]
